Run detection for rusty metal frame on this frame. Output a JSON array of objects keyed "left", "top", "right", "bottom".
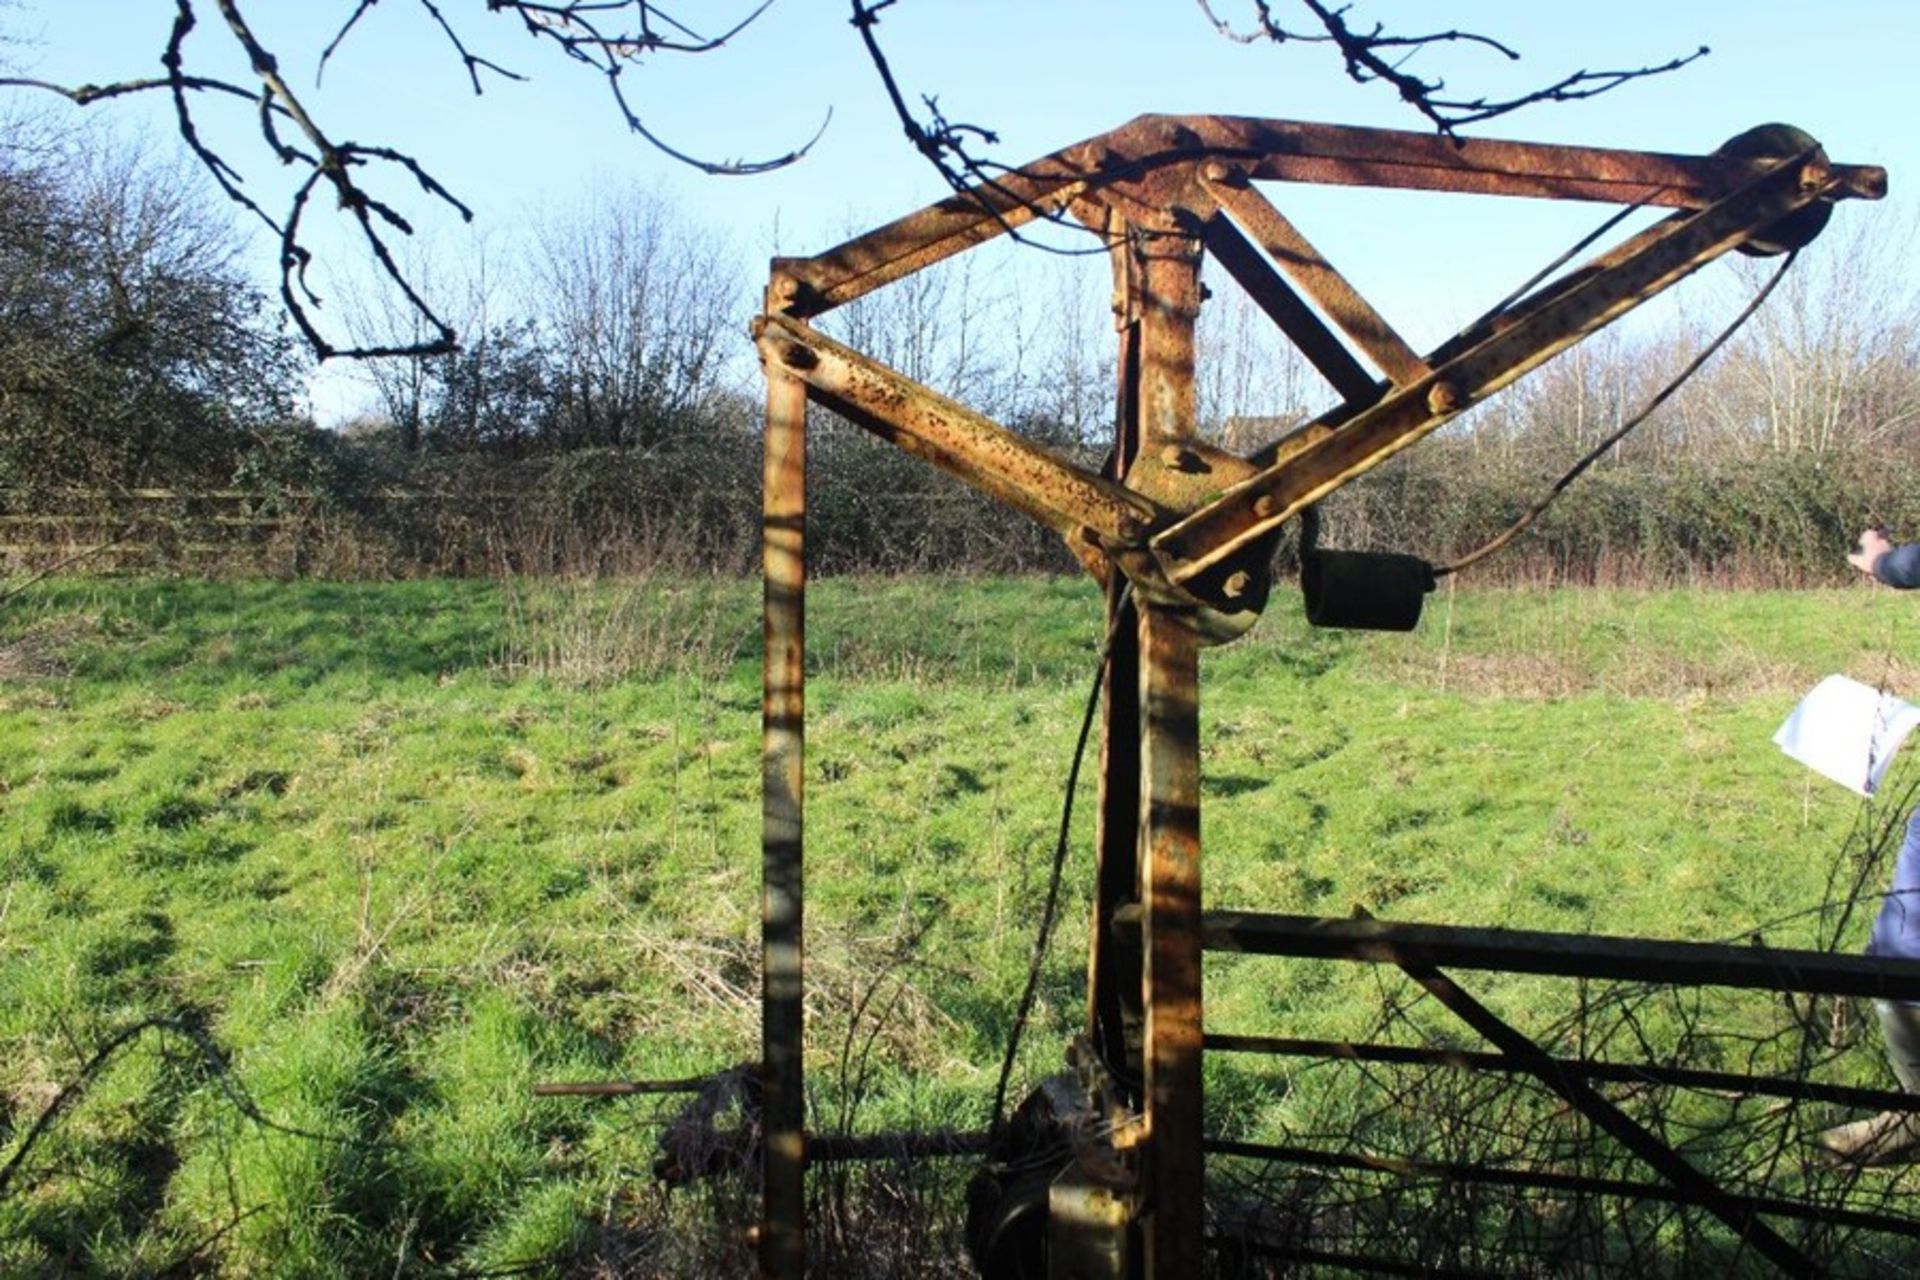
[
  {"left": 754, "top": 113, "right": 1885, "bottom": 1278},
  {"left": 760, "top": 364, "right": 807, "bottom": 1278}
]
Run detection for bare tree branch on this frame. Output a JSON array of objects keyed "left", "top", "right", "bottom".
[
  {"left": 3, "top": 0, "right": 1706, "bottom": 360},
  {"left": 4, "top": 0, "right": 816, "bottom": 359},
  {"left": 847, "top": 0, "right": 1115, "bottom": 261},
  {"left": 851, "top": 0, "right": 1707, "bottom": 263},
  {"left": 1213, "top": 0, "right": 1708, "bottom": 137}
]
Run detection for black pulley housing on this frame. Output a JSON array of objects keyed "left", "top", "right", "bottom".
[
  {"left": 1718, "top": 123, "right": 1832, "bottom": 257},
  {"left": 1302, "top": 548, "right": 1436, "bottom": 632},
  {"left": 1296, "top": 505, "right": 1436, "bottom": 632}
]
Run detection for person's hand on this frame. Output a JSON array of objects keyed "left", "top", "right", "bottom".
[{"left": 1850, "top": 527, "right": 1893, "bottom": 577}]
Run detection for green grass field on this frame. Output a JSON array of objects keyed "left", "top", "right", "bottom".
[{"left": 2, "top": 575, "right": 1917, "bottom": 1274}]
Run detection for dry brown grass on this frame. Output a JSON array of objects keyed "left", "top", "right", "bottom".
[{"left": 0, "top": 611, "right": 100, "bottom": 680}]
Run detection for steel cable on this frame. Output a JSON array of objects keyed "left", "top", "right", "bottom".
[
  {"left": 1436, "top": 248, "right": 1799, "bottom": 579},
  {"left": 990, "top": 582, "right": 1133, "bottom": 1137}
]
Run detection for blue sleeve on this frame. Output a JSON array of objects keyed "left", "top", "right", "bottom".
[
  {"left": 1876, "top": 544, "right": 1920, "bottom": 590},
  {"left": 1871, "top": 810, "right": 1920, "bottom": 960}
]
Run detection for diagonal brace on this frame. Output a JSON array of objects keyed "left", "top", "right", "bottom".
[
  {"left": 755, "top": 313, "right": 1161, "bottom": 547},
  {"left": 1193, "top": 211, "right": 1382, "bottom": 408},
  {"left": 1200, "top": 166, "right": 1429, "bottom": 387},
  {"left": 1396, "top": 948, "right": 1819, "bottom": 1278}
]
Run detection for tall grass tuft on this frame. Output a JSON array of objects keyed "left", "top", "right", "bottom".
[{"left": 494, "top": 574, "right": 752, "bottom": 688}]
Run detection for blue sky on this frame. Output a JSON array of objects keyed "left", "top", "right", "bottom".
[{"left": 8, "top": 1, "right": 1915, "bottom": 420}]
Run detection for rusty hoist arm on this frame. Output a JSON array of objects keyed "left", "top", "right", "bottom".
[{"left": 762, "top": 117, "right": 1885, "bottom": 615}]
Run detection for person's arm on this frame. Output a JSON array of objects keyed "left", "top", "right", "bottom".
[
  {"left": 1850, "top": 529, "right": 1920, "bottom": 589},
  {"left": 1880, "top": 544, "right": 1920, "bottom": 589}
]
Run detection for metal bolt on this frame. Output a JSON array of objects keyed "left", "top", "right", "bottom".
[
  {"left": 1201, "top": 160, "right": 1232, "bottom": 183},
  {"left": 1223, "top": 570, "right": 1251, "bottom": 599},
  {"left": 1253, "top": 495, "right": 1277, "bottom": 518},
  {"left": 1427, "top": 381, "right": 1461, "bottom": 414},
  {"left": 781, "top": 342, "right": 819, "bottom": 371},
  {"left": 1159, "top": 444, "right": 1188, "bottom": 469}
]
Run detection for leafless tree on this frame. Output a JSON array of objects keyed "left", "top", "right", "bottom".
[
  {"left": 1703, "top": 213, "right": 1920, "bottom": 456},
  {"left": 340, "top": 233, "right": 519, "bottom": 452},
  {"left": 0, "top": 133, "right": 300, "bottom": 494},
  {"left": 529, "top": 183, "right": 741, "bottom": 453},
  {"left": 1010, "top": 258, "right": 1115, "bottom": 448},
  {"left": 821, "top": 245, "right": 997, "bottom": 407}
]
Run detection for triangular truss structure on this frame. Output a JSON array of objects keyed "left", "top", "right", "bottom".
[{"left": 751, "top": 115, "right": 1891, "bottom": 1278}]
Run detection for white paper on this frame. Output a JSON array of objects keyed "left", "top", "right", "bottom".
[{"left": 1774, "top": 675, "right": 1920, "bottom": 797}]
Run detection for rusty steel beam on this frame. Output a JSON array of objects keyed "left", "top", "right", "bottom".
[
  {"left": 1136, "top": 226, "right": 1204, "bottom": 447},
  {"left": 1139, "top": 604, "right": 1204, "bottom": 1277},
  {"left": 1207, "top": 1139, "right": 1920, "bottom": 1243},
  {"left": 1179, "top": 910, "right": 1920, "bottom": 1002},
  {"left": 1175, "top": 114, "right": 1882, "bottom": 206},
  {"left": 1152, "top": 150, "right": 1842, "bottom": 584},
  {"left": 531, "top": 1076, "right": 709, "bottom": 1097},
  {"left": 771, "top": 175, "right": 1098, "bottom": 319},
  {"left": 1205, "top": 1033, "right": 1920, "bottom": 1116},
  {"left": 768, "top": 115, "right": 1884, "bottom": 322},
  {"left": 1200, "top": 166, "right": 1428, "bottom": 386},
  {"left": 754, "top": 313, "right": 1157, "bottom": 545},
  {"left": 1394, "top": 950, "right": 1814, "bottom": 1275},
  {"left": 1194, "top": 211, "right": 1381, "bottom": 407},
  {"left": 761, "top": 366, "right": 807, "bottom": 1280},
  {"left": 1133, "top": 224, "right": 1208, "bottom": 1275}
]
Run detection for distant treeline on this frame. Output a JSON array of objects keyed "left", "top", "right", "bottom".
[
  {"left": 5, "top": 129, "right": 1918, "bottom": 587},
  {"left": 8, "top": 429, "right": 1919, "bottom": 590}
]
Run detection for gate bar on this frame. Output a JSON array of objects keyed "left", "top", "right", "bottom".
[
  {"left": 1205, "top": 1034, "right": 1920, "bottom": 1115},
  {"left": 1395, "top": 950, "right": 1813, "bottom": 1274},
  {"left": 1166, "top": 909, "right": 1920, "bottom": 1000},
  {"left": 1207, "top": 1139, "right": 1920, "bottom": 1242}
]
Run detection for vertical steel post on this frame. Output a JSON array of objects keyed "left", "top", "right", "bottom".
[
  {"left": 1136, "top": 223, "right": 1207, "bottom": 1278},
  {"left": 1137, "top": 607, "right": 1203, "bottom": 1277},
  {"left": 761, "top": 367, "right": 808, "bottom": 1279}
]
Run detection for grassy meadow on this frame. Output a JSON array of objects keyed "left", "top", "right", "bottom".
[{"left": 2, "top": 573, "right": 1918, "bottom": 1274}]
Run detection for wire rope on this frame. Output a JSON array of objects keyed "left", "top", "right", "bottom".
[
  {"left": 990, "top": 581, "right": 1133, "bottom": 1137},
  {"left": 1437, "top": 249, "right": 1799, "bottom": 579}
]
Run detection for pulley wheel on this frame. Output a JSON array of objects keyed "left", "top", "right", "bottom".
[
  {"left": 965, "top": 1077, "right": 1081, "bottom": 1278},
  {"left": 1717, "top": 123, "right": 1831, "bottom": 257}
]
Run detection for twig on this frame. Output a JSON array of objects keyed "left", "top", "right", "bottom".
[
  {"left": 11, "top": 0, "right": 809, "bottom": 360},
  {"left": 0, "top": 1014, "right": 352, "bottom": 1204}
]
